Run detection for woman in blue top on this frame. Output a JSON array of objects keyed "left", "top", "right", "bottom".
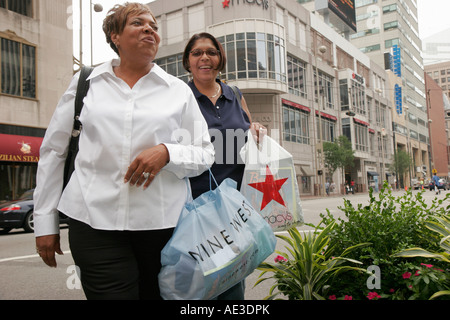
[{"left": 182, "top": 32, "right": 265, "bottom": 300}]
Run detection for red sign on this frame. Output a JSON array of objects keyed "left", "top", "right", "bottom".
[
  {"left": 0, "top": 133, "right": 43, "bottom": 163},
  {"left": 222, "top": 0, "right": 269, "bottom": 10}
]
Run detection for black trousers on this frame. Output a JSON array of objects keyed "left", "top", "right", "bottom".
[{"left": 68, "top": 218, "right": 174, "bottom": 300}]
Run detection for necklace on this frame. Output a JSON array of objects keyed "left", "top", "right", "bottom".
[{"left": 208, "top": 84, "right": 221, "bottom": 99}]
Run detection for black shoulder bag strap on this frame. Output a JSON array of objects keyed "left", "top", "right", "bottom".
[
  {"left": 62, "top": 66, "right": 94, "bottom": 189},
  {"left": 230, "top": 85, "right": 242, "bottom": 109}
]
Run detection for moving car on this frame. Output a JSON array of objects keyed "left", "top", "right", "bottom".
[{"left": 0, "top": 189, "right": 69, "bottom": 234}]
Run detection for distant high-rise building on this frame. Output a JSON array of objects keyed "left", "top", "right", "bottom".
[{"left": 422, "top": 28, "right": 450, "bottom": 66}]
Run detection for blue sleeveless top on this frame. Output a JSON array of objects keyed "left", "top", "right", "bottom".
[{"left": 188, "top": 79, "right": 251, "bottom": 199}]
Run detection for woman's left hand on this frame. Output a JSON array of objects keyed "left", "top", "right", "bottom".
[
  {"left": 250, "top": 122, "right": 267, "bottom": 143},
  {"left": 124, "top": 144, "right": 170, "bottom": 190}
]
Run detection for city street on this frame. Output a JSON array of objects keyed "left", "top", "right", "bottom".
[{"left": 0, "top": 188, "right": 447, "bottom": 300}]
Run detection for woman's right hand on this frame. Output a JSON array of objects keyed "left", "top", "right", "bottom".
[
  {"left": 36, "top": 234, "right": 64, "bottom": 268},
  {"left": 250, "top": 122, "right": 267, "bottom": 143}
]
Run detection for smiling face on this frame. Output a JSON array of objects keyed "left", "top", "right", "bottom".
[
  {"left": 188, "top": 38, "right": 221, "bottom": 84},
  {"left": 111, "top": 13, "right": 160, "bottom": 62}
]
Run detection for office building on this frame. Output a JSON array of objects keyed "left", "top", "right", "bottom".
[
  {"left": 422, "top": 28, "right": 450, "bottom": 66},
  {"left": 425, "top": 61, "right": 450, "bottom": 100},
  {"left": 0, "top": 0, "right": 73, "bottom": 200},
  {"left": 299, "top": 0, "right": 430, "bottom": 185},
  {"left": 149, "top": 0, "right": 394, "bottom": 195},
  {"left": 424, "top": 74, "right": 449, "bottom": 177}
]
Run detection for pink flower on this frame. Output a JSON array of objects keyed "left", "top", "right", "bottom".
[
  {"left": 420, "top": 263, "right": 433, "bottom": 268},
  {"left": 367, "top": 292, "right": 381, "bottom": 300},
  {"left": 389, "top": 289, "right": 395, "bottom": 293},
  {"left": 328, "top": 295, "right": 336, "bottom": 300},
  {"left": 274, "top": 255, "right": 287, "bottom": 263},
  {"left": 414, "top": 270, "right": 420, "bottom": 276},
  {"left": 402, "top": 272, "right": 412, "bottom": 279},
  {"left": 344, "top": 295, "right": 353, "bottom": 300}
]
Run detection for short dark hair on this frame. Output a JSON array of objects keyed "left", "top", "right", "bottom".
[
  {"left": 182, "top": 32, "right": 226, "bottom": 72},
  {"left": 103, "top": 2, "right": 156, "bottom": 56}
]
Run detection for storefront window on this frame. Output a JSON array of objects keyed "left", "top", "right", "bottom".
[{"left": 0, "top": 163, "right": 37, "bottom": 201}]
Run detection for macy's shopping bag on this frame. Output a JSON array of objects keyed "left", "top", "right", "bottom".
[
  {"left": 240, "top": 133, "right": 304, "bottom": 232},
  {"left": 158, "top": 176, "right": 276, "bottom": 300}
]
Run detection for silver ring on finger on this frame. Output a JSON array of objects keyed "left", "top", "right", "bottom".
[{"left": 142, "top": 172, "right": 150, "bottom": 179}]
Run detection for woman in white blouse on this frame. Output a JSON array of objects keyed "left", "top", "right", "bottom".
[{"left": 34, "top": 2, "right": 214, "bottom": 300}]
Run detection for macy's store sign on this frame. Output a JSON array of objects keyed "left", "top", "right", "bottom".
[{"left": 222, "top": 0, "right": 269, "bottom": 10}]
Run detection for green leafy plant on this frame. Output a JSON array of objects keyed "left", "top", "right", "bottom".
[
  {"left": 319, "top": 183, "right": 448, "bottom": 299},
  {"left": 254, "top": 221, "right": 370, "bottom": 300},
  {"left": 393, "top": 213, "right": 450, "bottom": 299}
]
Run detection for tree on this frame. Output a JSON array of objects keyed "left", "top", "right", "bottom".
[
  {"left": 323, "top": 136, "right": 355, "bottom": 192},
  {"left": 389, "top": 149, "right": 412, "bottom": 188}
]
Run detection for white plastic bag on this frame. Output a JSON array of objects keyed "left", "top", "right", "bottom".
[
  {"left": 240, "top": 133, "right": 304, "bottom": 232},
  {"left": 158, "top": 176, "right": 276, "bottom": 300}
]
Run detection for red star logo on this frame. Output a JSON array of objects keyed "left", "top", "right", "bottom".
[
  {"left": 248, "top": 166, "right": 288, "bottom": 211},
  {"left": 222, "top": 0, "right": 230, "bottom": 8}
]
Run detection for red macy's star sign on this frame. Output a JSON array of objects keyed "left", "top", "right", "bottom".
[
  {"left": 248, "top": 166, "right": 288, "bottom": 210},
  {"left": 222, "top": 0, "right": 230, "bottom": 8}
]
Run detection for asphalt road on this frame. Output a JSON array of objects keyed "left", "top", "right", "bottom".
[{"left": 0, "top": 188, "right": 447, "bottom": 300}]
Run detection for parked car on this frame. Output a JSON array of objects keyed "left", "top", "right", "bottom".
[
  {"left": 0, "top": 189, "right": 69, "bottom": 234},
  {"left": 428, "top": 179, "right": 448, "bottom": 191}
]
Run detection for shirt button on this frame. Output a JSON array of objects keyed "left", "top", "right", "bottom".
[{"left": 216, "top": 106, "right": 219, "bottom": 109}]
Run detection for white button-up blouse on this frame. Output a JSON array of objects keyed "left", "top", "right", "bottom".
[{"left": 33, "top": 60, "right": 214, "bottom": 237}]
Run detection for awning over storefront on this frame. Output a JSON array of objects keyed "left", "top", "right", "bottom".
[
  {"left": 367, "top": 171, "right": 379, "bottom": 176},
  {"left": 300, "top": 166, "right": 314, "bottom": 177},
  {"left": 0, "top": 133, "right": 43, "bottom": 163}
]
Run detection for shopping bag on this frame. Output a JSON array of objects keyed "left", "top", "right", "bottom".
[
  {"left": 240, "top": 132, "right": 304, "bottom": 232},
  {"left": 158, "top": 175, "right": 276, "bottom": 300}
]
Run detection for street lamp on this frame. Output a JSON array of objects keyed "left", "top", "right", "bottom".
[
  {"left": 77, "top": 1, "right": 103, "bottom": 69},
  {"left": 90, "top": 2, "right": 104, "bottom": 66},
  {"left": 315, "top": 45, "right": 327, "bottom": 196}
]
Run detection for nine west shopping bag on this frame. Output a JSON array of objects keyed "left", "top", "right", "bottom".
[
  {"left": 240, "top": 133, "right": 304, "bottom": 232},
  {"left": 158, "top": 176, "right": 276, "bottom": 300}
]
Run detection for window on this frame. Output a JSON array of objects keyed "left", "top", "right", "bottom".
[
  {"left": 355, "top": 122, "right": 368, "bottom": 152},
  {"left": 383, "top": 4, "right": 397, "bottom": 14},
  {"left": 375, "top": 102, "right": 387, "bottom": 128},
  {"left": 218, "top": 32, "right": 286, "bottom": 82},
  {"left": 360, "top": 44, "right": 380, "bottom": 53},
  {"left": 287, "top": 55, "right": 307, "bottom": 98},
  {"left": 384, "top": 21, "right": 399, "bottom": 31},
  {"left": 1, "top": 36, "right": 36, "bottom": 98},
  {"left": 385, "top": 38, "right": 400, "bottom": 49},
  {"left": 316, "top": 116, "right": 336, "bottom": 143},
  {"left": 282, "top": 105, "right": 310, "bottom": 145},
  {"left": 0, "top": 0, "right": 32, "bottom": 17},
  {"left": 154, "top": 54, "right": 188, "bottom": 83},
  {"left": 314, "top": 70, "right": 334, "bottom": 110},
  {"left": 351, "top": 80, "right": 366, "bottom": 116}
]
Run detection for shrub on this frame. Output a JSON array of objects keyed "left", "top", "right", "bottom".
[
  {"left": 255, "top": 222, "right": 369, "bottom": 300},
  {"left": 319, "top": 182, "right": 449, "bottom": 299}
]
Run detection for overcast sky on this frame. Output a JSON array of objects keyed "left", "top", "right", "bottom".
[
  {"left": 72, "top": 0, "right": 450, "bottom": 66},
  {"left": 416, "top": 0, "right": 450, "bottom": 39}
]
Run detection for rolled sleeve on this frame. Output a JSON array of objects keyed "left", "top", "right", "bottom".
[{"left": 164, "top": 90, "right": 214, "bottom": 179}]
